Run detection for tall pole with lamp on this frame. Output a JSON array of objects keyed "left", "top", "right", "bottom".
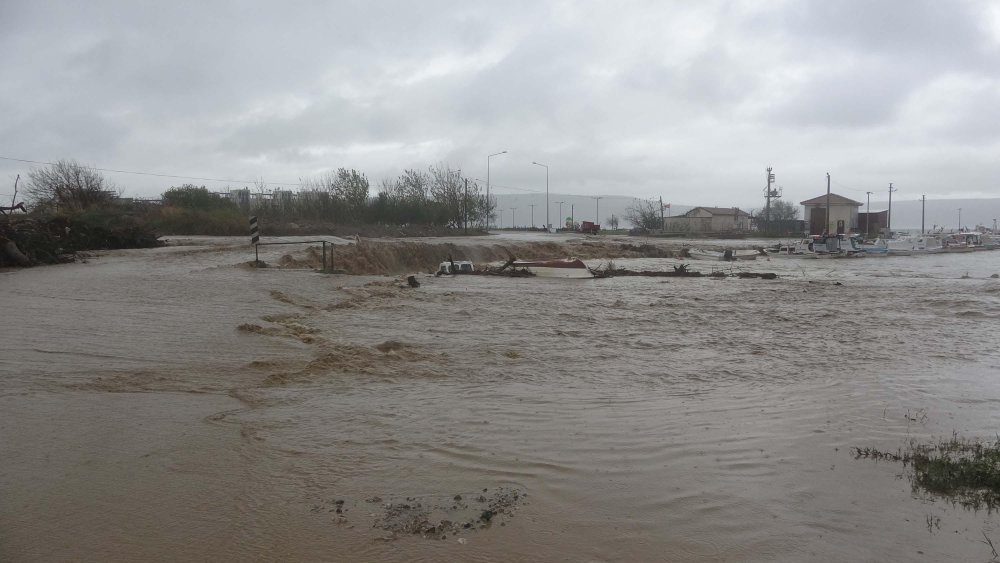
[
  {"left": 865, "top": 191, "right": 873, "bottom": 238},
  {"left": 532, "top": 161, "right": 549, "bottom": 231},
  {"left": 487, "top": 151, "right": 506, "bottom": 230},
  {"left": 887, "top": 182, "right": 897, "bottom": 232}
]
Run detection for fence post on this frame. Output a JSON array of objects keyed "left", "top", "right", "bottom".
[{"left": 249, "top": 216, "right": 260, "bottom": 263}]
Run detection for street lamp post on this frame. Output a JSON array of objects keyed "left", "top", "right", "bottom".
[
  {"left": 958, "top": 208, "right": 962, "bottom": 232},
  {"left": 487, "top": 151, "right": 506, "bottom": 230},
  {"left": 887, "top": 182, "right": 897, "bottom": 232},
  {"left": 865, "top": 191, "right": 873, "bottom": 238},
  {"left": 592, "top": 196, "right": 603, "bottom": 225},
  {"left": 554, "top": 201, "right": 565, "bottom": 230},
  {"left": 531, "top": 161, "right": 549, "bottom": 231},
  {"left": 511, "top": 207, "right": 517, "bottom": 229}
]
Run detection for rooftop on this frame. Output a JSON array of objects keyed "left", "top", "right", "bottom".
[{"left": 799, "top": 193, "right": 863, "bottom": 206}]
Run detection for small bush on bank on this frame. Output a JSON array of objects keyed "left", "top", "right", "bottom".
[{"left": 0, "top": 207, "right": 161, "bottom": 266}]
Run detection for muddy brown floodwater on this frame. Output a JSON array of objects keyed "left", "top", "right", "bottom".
[{"left": 3, "top": 234, "right": 1000, "bottom": 562}]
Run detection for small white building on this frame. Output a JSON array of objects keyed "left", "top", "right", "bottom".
[
  {"left": 662, "top": 207, "right": 751, "bottom": 233},
  {"left": 800, "top": 193, "right": 862, "bottom": 235}
]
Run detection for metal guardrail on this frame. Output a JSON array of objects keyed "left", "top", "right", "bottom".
[{"left": 252, "top": 239, "right": 333, "bottom": 271}]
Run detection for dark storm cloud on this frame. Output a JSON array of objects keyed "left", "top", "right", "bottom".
[{"left": 0, "top": 1, "right": 998, "bottom": 214}]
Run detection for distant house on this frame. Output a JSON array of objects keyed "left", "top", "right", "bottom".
[
  {"left": 800, "top": 193, "right": 862, "bottom": 235},
  {"left": 662, "top": 206, "right": 751, "bottom": 233}
]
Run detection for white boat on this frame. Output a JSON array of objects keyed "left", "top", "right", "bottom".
[
  {"left": 764, "top": 240, "right": 817, "bottom": 258},
  {"left": 867, "top": 236, "right": 945, "bottom": 255},
  {"left": 512, "top": 258, "right": 595, "bottom": 278},
  {"left": 810, "top": 234, "right": 866, "bottom": 257}
]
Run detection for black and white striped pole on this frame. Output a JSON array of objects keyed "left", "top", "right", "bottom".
[{"left": 250, "top": 215, "right": 260, "bottom": 262}]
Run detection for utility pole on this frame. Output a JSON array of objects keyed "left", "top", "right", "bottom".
[
  {"left": 764, "top": 167, "right": 776, "bottom": 234},
  {"left": 958, "top": 208, "right": 962, "bottom": 232},
  {"left": 464, "top": 178, "right": 468, "bottom": 234},
  {"left": 887, "top": 183, "right": 897, "bottom": 232},
  {"left": 528, "top": 204, "right": 536, "bottom": 228},
  {"left": 825, "top": 173, "right": 831, "bottom": 236},
  {"left": 511, "top": 207, "right": 516, "bottom": 229},
  {"left": 487, "top": 150, "right": 506, "bottom": 230},
  {"left": 531, "top": 161, "right": 549, "bottom": 231},
  {"left": 921, "top": 195, "right": 926, "bottom": 234},
  {"left": 659, "top": 196, "right": 665, "bottom": 231},
  {"left": 865, "top": 191, "right": 873, "bottom": 238},
  {"left": 571, "top": 204, "right": 575, "bottom": 230},
  {"left": 593, "top": 196, "right": 603, "bottom": 224},
  {"left": 555, "top": 201, "right": 565, "bottom": 230}
]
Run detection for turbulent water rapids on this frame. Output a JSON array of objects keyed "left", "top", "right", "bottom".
[{"left": 3, "top": 233, "right": 1000, "bottom": 562}]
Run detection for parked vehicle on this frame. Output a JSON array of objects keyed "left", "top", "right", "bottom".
[{"left": 437, "top": 260, "right": 475, "bottom": 275}]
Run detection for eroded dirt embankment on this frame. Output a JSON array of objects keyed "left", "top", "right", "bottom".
[{"left": 273, "top": 238, "right": 680, "bottom": 275}]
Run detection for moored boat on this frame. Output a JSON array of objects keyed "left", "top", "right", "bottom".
[
  {"left": 763, "top": 239, "right": 818, "bottom": 258},
  {"left": 942, "top": 233, "right": 982, "bottom": 252},
  {"left": 810, "top": 234, "right": 866, "bottom": 257}
]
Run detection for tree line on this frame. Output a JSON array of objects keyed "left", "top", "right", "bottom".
[{"left": 17, "top": 159, "right": 497, "bottom": 231}]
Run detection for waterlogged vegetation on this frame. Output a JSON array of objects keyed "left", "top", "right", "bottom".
[{"left": 853, "top": 433, "right": 1000, "bottom": 512}]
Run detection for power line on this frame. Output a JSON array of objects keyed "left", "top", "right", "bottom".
[
  {"left": 0, "top": 155, "right": 303, "bottom": 187},
  {"left": 1, "top": 154, "right": 554, "bottom": 194},
  {"left": 830, "top": 179, "right": 870, "bottom": 195}
]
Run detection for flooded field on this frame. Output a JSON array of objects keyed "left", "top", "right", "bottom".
[{"left": 3, "top": 233, "right": 1000, "bottom": 561}]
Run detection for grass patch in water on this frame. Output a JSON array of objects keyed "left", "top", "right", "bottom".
[{"left": 853, "top": 432, "right": 1000, "bottom": 511}]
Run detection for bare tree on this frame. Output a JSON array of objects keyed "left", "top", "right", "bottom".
[
  {"left": 624, "top": 199, "right": 661, "bottom": 231},
  {"left": 301, "top": 171, "right": 337, "bottom": 192},
  {"left": 605, "top": 214, "right": 620, "bottom": 230},
  {"left": 26, "top": 160, "right": 119, "bottom": 211},
  {"left": 1, "top": 175, "right": 27, "bottom": 215}
]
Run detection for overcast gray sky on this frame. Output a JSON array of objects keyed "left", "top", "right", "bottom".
[{"left": 1, "top": 0, "right": 998, "bottom": 213}]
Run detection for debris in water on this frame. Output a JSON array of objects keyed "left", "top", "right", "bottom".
[{"left": 365, "top": 487, "right": 525, "bottom": 540}]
